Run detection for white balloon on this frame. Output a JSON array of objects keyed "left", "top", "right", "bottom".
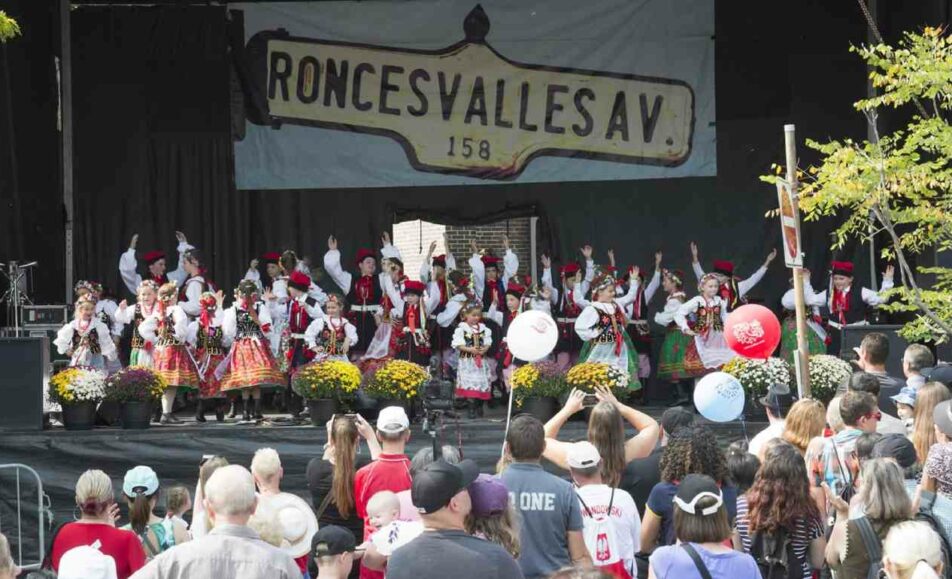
[
  {"left": 693, "top": 372, "right": 746, "bottom": 423},
  {"left": 506, "top": 310, "right": 559, "bottom": 362}
]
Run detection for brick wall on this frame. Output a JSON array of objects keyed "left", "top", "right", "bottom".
[{"left": 393, "top": 218, "right": 533, "bottom": 282}]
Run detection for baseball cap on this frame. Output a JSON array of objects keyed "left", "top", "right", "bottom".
[
  {"left": 759, "top": 383, "right": 797, "bottom": 414},
  {"left": 311, "top": 525, "right": 357, "bottom": 558},
  {"left": 890, "top": 386, "right": 918, "bottom": 408},
  {"left": 468, "top": 474, "right": 510, "bottom": 517},
  {"left": 567, "top": 441, "right": 602, "bottom": 469},
  {"left": 412, "top": 459, "right": 480, "bottom": 515},
  {"left": 935, "top": 400, "right": 952, "bottom": 437},
  {"left": 122, "top": 465, "right": 159, "bottom": 497},
  {"left": 377, "top": 406, "right": 410, "bottom": 434},
  {"left": 871, "top": 434, "right": 918, "bottom": 469},
  {"left": 660, "top": 407, "right": 695, "bottom": 435},
  {"left": 923, "top": 365, "right": 952, "bottom": 387},
  {"left": 673, "top": 474, "right": 723, "bottom": 516}
]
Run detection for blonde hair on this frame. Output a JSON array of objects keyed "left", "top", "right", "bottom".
[
  {"left": 465, "top": 504, "right": 521, "bottom": 559},
  {"left": 782, "top": 399, "right": 826, "bottom": 454},
  {"left": 913, "top": 382, "right": 952, "bottom": 463},
  {"left": 0, "top": 532, "right": 14, "bottom": 575},
  {"left": 75, "top": 470, "right": 114, "bottom": 515},
  {"left": 166, "top": 485, "right": 191, "bottom": 516},
  {"left": 366, "top": 491, "right": 400, "bottom": 517},
  {"left": 251, "top": 448, "right": 282, "bottom": 482},
  {"left": 826, "top": 396, "right": 845, "bottom": 433},
  {"left": 884, "top": 521, "right": 944, "bottom": 579}
]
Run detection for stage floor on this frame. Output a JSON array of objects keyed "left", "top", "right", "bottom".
[{"left": 0, "top": 404, "right": 761, "bottom": 564}]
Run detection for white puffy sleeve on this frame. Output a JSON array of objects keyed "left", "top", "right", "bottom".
[
  {"left": 243, "top": 268, "right": 263, "bottom": 293},
  {"left": 574, "top": 306, "right": 601, "bottom": 341},
  {"left": 381, "top": 242, "right": 402, "bottom": 261},
  {"left": 54, "top": 323, "right": 75, "bottom": 355},
  {"left": 615, "top": 279, "right": 640, "bottom": 308},
  {"left": 862, "top": 274, "right": 895, "bottom": 306},
  {"left": 114, "top": 304, "right": 135, "bottom": 325},
  {"left": 692, "top": 261, "right": 705, "bottom": 281},
  {"left": 383, "top": 275, "right": 406, "bottom": 313},
  {"left": 468, "top": 253, "right": 486, "bottom": 300},
  {"left": 654, "top": 297, "right": 682, "bottom": 327},
  {"left": 420, "top": 260, "right": 432, "bottom": 284},
  {"left": 644, "top": 270, "right": 661, "bottom": 303},
  {"left": 323, "top": 249, "right": 353, "bottom": 294},
  {"left": 138, "top": 315, "right": 159, "bottom": 344},
  {"left": 781, "top": 289, "right": 797, "bottom": 310},
  {"left": 675, "top": 297, "right": 699, "bottom": 331},
  {"left": 272, "top": 279, "right": 290, "bottom": 305},
  {"left": 481, "top": 325, "right": 493, "bottom": 349},
  {"left": 172, "top": 307, "right": 189, "bottom": 342},
  {"left": 451, "top": 325, "right": 468, "bottom": 348},
  {"left": 424, "top": 289, "right": 440, "bottom": 315},
  {"left": 438, "top": 299, "right": 463, "bottom": 327},
  {"left": 166, "top": 241, "right": 194, "bottom": 287},
  {"left": 304, "top": 298, "right": 325, "bottom": 320},
  {"left": 542, "top": 268, "right": 559, "bottom": 306},
  {"left": 446, "top": 253, "right": 457, "bottom": 272},
  {"left": 96, "top": 322, "right": 118, "bottom": 360},
  {"left": 738, "top": 266, "right": 767, "bottom": 297},
  {"left": 486, "top": 303, "right": 504, "bottom": 326},
  {"left": 119, "top": 248, "right": 143, "bottom": 296},
  {"left": 222, "top": 308, "right": 238, "bottom": 343},
  {"left": 180, "top": 280, "right": 203, "bottom": 318},
  {"left": 580, "top": 259, "right": 595, "bottom": 296},
  {"left": 257, "top": 304, "right": 274, "bottom": 337},
  {"left": 186, "top": 320, "right": 199, "bottom": 347},
  {"left": 308, "top": 282, "right": 328, "bottom": 305},
  {"left": 720, "top": 298, "right": 730, "bottom": 325},
  {"left": 304, "top": 318, "right": 324, "bottom": 348},
  {"left": 502, "top": 249, "right": 519, "bottom": 285},
  {"left": 345, "top": 321, "right": 359, "bottom": 347},
  {"left": 804, "top": 283, "right": 826, "bottom": 308}
]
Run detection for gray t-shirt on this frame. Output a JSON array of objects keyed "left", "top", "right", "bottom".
[
  {"left": 500, "top": 463, "right": 584, "bottom": 579},
  {"left": 386, "top": 529, "right": 524, "bottom": 579}
]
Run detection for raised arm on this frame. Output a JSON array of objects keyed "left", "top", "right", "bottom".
[
  {"left": 540, "top": 255, "right": 559, "bottom": 305},
  {"left": 119, "top": 236, "right": 144, "bottom": 296},
  {"left": 542, "top": 389, "right": 586, "bottom": 471},
  {"left": 243, "top": 259, "right": 263, "bottom": 292},
  {"left": 166, "top": 232, "right": 194, "bottom": 287},
  {"left": 644, "top": 256, "right": 662, "bottom": 302},
  {"left": 862, "top": 265, "right": 895, "bottom": 306},
  {"left": 323, "top": 236, "right": 353, "bottom": 294},
  {"left": 437, "top": 299, "right": 463, "bottom": 327},
  {"left": 690, "top": 241, "right": 704, "bottom": 280},
  {"left": 738, "top": 249, "right": 775, "bottom": 297},
  {"left": 596, "top": 386, "right": 659, "bottom": 461},
  {"left": 502, "top": 247, "right": 519, "bottom": 285},
  {"left": 468, "top": 241, "right": 486, "bottom": 299},
  {"left": 615, "top": 267, "right": 641, "bottom": 308},
  {"left": 380, "top": 231, "right": 401, "bottom": 261}
]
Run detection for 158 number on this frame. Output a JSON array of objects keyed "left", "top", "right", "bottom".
[{"left": 447, "top": 137, "right": 491, "bottom": 160}]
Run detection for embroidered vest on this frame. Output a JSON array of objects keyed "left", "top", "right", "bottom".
[
  {"left": 318, "top": 319, "right": 348, "bottom": 355},
  {"left": 694, "top": 300, "right": 724, "bottom": 335},
  {"left": 235, "top": 306, "right": 266, "bottom": 340},
  {"left": 157, "top": 313, "right": 183, "bottom": 347},
  {"left": 72, "top": 324, "right": 102, "bottom": 354},
  {"left": 592, "top": 305, "right": 626, "bottom": 344},
  {"left": 196, "top": 326, "right": 225, "bottom": 356}
]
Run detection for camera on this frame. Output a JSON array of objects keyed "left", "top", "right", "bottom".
[{"left": 421, "top": 358, "right": 455, "bottom": 412}]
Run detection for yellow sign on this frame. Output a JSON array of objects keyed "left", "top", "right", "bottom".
[{"left": 254, "top": 6, "right": 696, "bottom": 179}]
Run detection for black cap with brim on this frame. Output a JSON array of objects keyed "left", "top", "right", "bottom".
[
  {"left": 758, "top": 382, "right": 796, "bottom": 414},
  {"left": 924, "top": 365, "right": 952, "bottom": 387},
  {"left": 411, "top": 459, "right": 480, "bottom": 515},
  {"left": 311, "top": 525, "right": 357, "bottom": 558},
  {"left": 871, "top": 434, "right": 918, "bottom": 469},
  {"left": 935, "top": 400, "right": 952, "bottom": 438},
  {"left": 673, "top": 474, "right": 723, "bottom": 516}
]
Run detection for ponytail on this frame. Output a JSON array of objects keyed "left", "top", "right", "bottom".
[
  {"left": 127, "top": 491, "right": 156, "bottom": 534},
  {"left": 330, "top": 419, "right": 359, "bottom": 519}
]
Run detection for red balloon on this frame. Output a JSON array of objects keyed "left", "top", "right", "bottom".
[{"left": 724, "top": 304, "right": 781, "bottom": 360}]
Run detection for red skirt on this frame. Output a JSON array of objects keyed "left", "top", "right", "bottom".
[
  {"left": 194, "top": 350, "right": 226, "bottom": 398},
  {"left": 220, "top": 338, "right": 286, "bottom": 392},
  {"left": 153, "top": 344, "right": 199, "bottom": 390},
  {"left": 682, "top": 340, "right": 711, "bottom": 378}
]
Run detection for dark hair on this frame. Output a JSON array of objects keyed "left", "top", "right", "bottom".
[
  {"left": 673, "top": 495, "right": 732, "bottom": 543},
  {"left": 726, "top": 441, "right": 760, "bottom": 493},
  {"left": 746, "top": 442, "right": 822, "bottom": 534},
  {"left": 507, "top": 415, "right": 546, "bottom": 460},
  {"left": 660, "top": 407, "right": 695, "bottom": 438},
  {"left": 855, "top": 432, "right": 884, "bottom": 463},
  {"left": 280, "top": 250, "right": 298, "bottom": 274},
  {"left": 861, "top": 333, "right": 890, "bottom": 366},
  {"left": 660, "top": 426, "right": 729, "bottom": 484},
  {"left": 184, "top": 248, "right": 207, "bottom": 269},
  {"left": 840, "top": 391, "right": 878, "bottom": 427},
  {"left": 849, "top": 372, "right": 882, "bottom": 397},
  {"left": 125, "top": 488, "right": 158, "bottom": 535}
]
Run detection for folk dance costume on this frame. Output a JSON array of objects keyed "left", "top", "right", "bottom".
[
  {"left": 574, "top": 276, "right": 642, "bottom": 390},
  {"left": 421, "top": 253, "right": 457, "bottom": 366},
  {"left": 55, "top": 298, "right": 119, "bottom": 372},
  {"left": 384, "top": 278, "right": 436, "bottom": 366},
  {"left": 139, "top": 284, "right": 200, "bottom": 424},
  {"left": 621, "top": 268, "right": 660, "bottom": 380},
  {"left": 112, "top": 281, "right": 160, "bottom": 367},
  {"left": 186, "top": 293, "right": 229, "bottom": 422},
  {"left": 283, "top": 271, "right": 326, "bottom": 371},
  {"left": 245, "top": 252, "right": 290, "bottom": 358},
  {"left": 304, "top": 305, "right": 358, "bottom": 363},
  {"left": 543, "top": 260, "right": 594, "bottom": 370},
  {"left": 779, "top": 272, "right": 827, "bottom": 364},
  {"left": 435, "top": 274, "right": 475, "bottom": 375},
  {"left": 469, "top": 250, "right": 519, "bottom": 383},
  {"left": 484, "top": 282, "right": 527, "bottom": 392},
  {"left": 692, "top": 259, "right": 768, "bottom": 312},
  {"left": 118, "top": 240, "right": 193, "bottom": 296},
  {"left": 815, "top": 260, "right": 894, "bottom": 355},
  {"left": 178, "top": 265, "right": 216, "bottom": 321},
  {"left": 654, "top": 271, "right": 693, "bottom": 382},
  {"left": 674, "top": 288, "right": 735, "bottom": 377},
  {"left": 452, "top": 306, "right": 494, "bottom": 417}
]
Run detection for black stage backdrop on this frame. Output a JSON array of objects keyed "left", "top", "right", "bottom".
[{"left": 2, "top": 1, "right": 949, "bottom": 306}]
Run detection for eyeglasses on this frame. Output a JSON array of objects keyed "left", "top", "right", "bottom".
[{"left": 863, "top": 411, "right": 883, "bottom": 422}]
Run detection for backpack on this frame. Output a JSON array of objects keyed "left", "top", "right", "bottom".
[
  {"left": 853, "top": 516, "right": 884, "bottom": 579},
  {"left": 917, "top": 490, "right": 952, "bottom": 579},
  {"left": 749, "top": 527, "right": 802, "bottom": 579},
  {"left": 577, "top": 489, "right": 632, "bottom": 579}
]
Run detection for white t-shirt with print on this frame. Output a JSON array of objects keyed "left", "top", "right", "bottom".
[{"left": 575, "top": 484, "right": 640, "bottom": 576}]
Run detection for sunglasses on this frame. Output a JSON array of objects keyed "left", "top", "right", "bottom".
[{"left": 862, "top": 411, "right": 883, "bottom": 422}]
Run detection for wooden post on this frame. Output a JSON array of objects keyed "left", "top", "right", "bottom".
[{"left": 785, "top": 125, "right": 811, "bottom": 398}]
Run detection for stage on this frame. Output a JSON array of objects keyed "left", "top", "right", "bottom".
[{"left": 0, "top": 404, "right": 761, "bottom": 564}]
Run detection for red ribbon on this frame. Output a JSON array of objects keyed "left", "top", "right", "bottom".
[
  {"left": 832, "top": 288, "right": 849, "bottom": 325},
  {"left": 407, "top": 304, "right": 418, "bottom": 332},
  {"left": 469, "top": 323, "right": 483, "bottom": 369}
]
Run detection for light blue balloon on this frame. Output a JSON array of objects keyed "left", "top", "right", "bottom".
[{"left": 693, "top": 371, "right": 746, "bottom": 423}]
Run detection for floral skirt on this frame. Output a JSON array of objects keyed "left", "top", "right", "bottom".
[
  {"left": 193, "top": 350, "right": 226, "bottom": 398},
  {"left": 456, "top": 356, "right": 492, "bottom": 400},
  {"left": 779, "top": 316, "right": 826, "bottom": 365},
  {"left": 683, "top": 331, "right": 735, "bottom": 377},
  {"left": 153, "top": 345, "right": 198, "bottom": 390},
  {"left": 577, "top": 333, "right": 641, "bottom": 390},
  {"left": 220, "top": 338, "right": 285, "bottom": 392},
  {"left": 657, "top": 327, "right": 693, "bottom": 382},
  {"left": 129, "top": 346, "right": 154, "bottom": 368}
]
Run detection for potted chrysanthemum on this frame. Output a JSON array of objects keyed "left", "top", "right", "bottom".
[
  {"left": 49, "top": 367, "right": 108, "bottom": 430},
  {"left": 365, "top": 360, "right": 428, "bottom": 412},
  {"left": 722, "top": 356, "right": 793, "bottom": 420},
  {"left": 808, "top": 354, "right": 852, "bottom": 405},
  {"left": 292, "top": 360, "right": 362, "bottom": 425},
  {"left": 512, "top": 361, "right": 568, "bottom": 421},
  {"left": 104, "top": 367, "right": 166, "bottom": 429}
]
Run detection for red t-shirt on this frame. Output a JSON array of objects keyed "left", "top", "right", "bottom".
[
  {"left": 51, "top": 522, "right": 146, "bottom": 579},
  {"left": 353, "top": 453, "right": 412, "bottom": 579}
]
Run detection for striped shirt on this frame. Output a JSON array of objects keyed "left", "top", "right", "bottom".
[{"left": 734, "top": 495, "right": 824, "bottom": 579}]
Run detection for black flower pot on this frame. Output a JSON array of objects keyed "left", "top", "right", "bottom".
[
  {"left": 121, "top": 401, "right": 153, "bottom": 430},
  {"left": 62, "top": 401, "right": 97, "bottom": 431},
  {"left": 308, "top": 398, "right": 339, "bottom": 427},
  {"left": 743, "top": 397, "right": 768, "bottom": 422},
  {"left": 519, "top": 396, "right": 559, "bottom": 422}
]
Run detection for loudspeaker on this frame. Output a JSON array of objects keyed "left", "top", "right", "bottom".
[
  {"left": 840, "top": 325, "right": 909, "bottom": 377},
  {"left": 0, "top": 337, "right": 48, "bottom": 431}
]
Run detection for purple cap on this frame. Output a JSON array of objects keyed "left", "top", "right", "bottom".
[{"left": 468, "top": 474, "right": 509, "bottom": 517}]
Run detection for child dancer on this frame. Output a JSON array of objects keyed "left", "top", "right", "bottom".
[
  {"left": 178, "top": 249, "right": 216, "bottom": 320},
  {"left": 187, "top": 291, "right": 229, "bottom": 422},
  {"left": 74, "top": 280, "right": 123, "bottom": 371},
  {"left": 452, "top": 302, "right": 494, "bottom": 418},
  {"left": 779, "top": 268, "right": 828, "bottom": 364},
  {"left": 139, "top": 282, "right": 200, "bottom": 424},
  {"left": 283, "top": 270, "right": 325, "bottom": 369},
  {"left": 383, "top": 278, "right": 434, "bottom": 365},
  {"left": 574, "top": 270, "right": 641, "bottom": 390},
  {"left": 815, "top": 260, "right": 895, "bottom": 354},
  {"left": 485, "top": 281, "right": 527, "bottom": 394},
  {"left": 654, "top": 269, "right": 694, "bottom": 406},
  {"left": 304, "top": 294, "right": 358, "bottom": 362},
  {"left": 220, "top": 280, "right": 286, "bottom": 421},
  {"left": 435, "top": 271, "right": 475, "bottom": 378},
  {"left": 690, "top": 241, "right": 777, "bottom": 311},
  {"left": 113, "top": 280, "right": 160, "bottom": 367},
  {"left": 612, "top": 250, "right": 662, "bottom": 382},
  {"left": 542, "top": 248, "right": 595, "bottom": 371},
  {"left": 674, "top": 273, "right": 735, "bottom": 378},
  {"left": 55, "top": 294, "right": 118, "bottom": 371},
  {"left": 118, "top": 231, "right": 193, "bottom": 296},
  {"left": 421, "top": 236, "right": 456, "bottom": 361}
]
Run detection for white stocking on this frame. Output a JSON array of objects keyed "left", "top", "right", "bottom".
[{"left": 161, "top": 388, "right": 178, "bottom": 414}]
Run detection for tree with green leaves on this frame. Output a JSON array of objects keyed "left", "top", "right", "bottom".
[
  {"left": 764, "top": 27, "right": 952, "bottom": 345},
  {"left": 0, "top": 11, "right": 20, "bottom": 43}
]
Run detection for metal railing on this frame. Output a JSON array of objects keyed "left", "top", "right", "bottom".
[{"left": 0, "top": 464, "right": 48, "bottom": 571}]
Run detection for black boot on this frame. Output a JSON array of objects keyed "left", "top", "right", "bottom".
[
  {"left": 476, "top": 399, "right": 484, "bottom": 418},
  {"left": 160, "top": 413, "right": 174, "bottom": 425},
  {"left": 242, "top": 398, "right": 251, "bottom": 422},
  {"left": 228, "top": 399, "right": 238, "bottom": 418},
  {"left": 195, "top": 399, "right": 206, "bottom": 423},
  {"left": 152, "top": 405, "right": 162, "bottom": 423},
  {"left": 253, "top": 397, "right": 264, "bottom": 420},
  {"left": 467, "top": 399, "right": 478, "bottom": 419},
  {"left": 668, "top": 381, "right": 690, "bottom": 407},
  {"left": 215, "top": 400, "right": 225, "bottom": 422}
]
